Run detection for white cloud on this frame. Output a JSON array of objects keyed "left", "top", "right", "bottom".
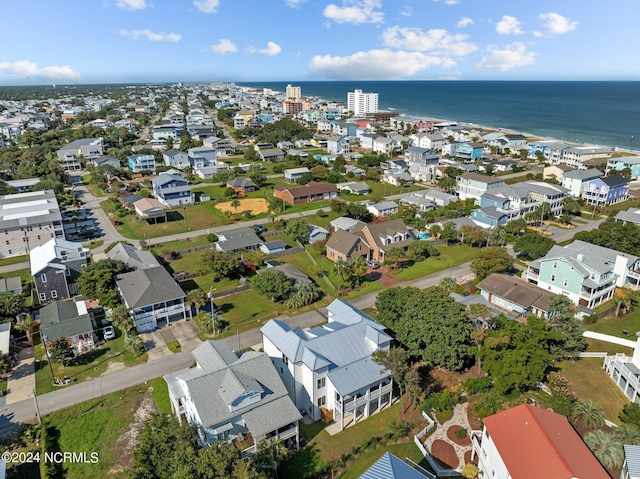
[
  {"left": 476, "top": 42, "right": 536, "bottom": 71},
  {"left": 259, "top": 41, "right": 282, "bottom": 56},
  {"left": 115, "top": 0, "right": 146, "bottom": 11},
  {"left": 539, "top": 12, "right": 577, "bottom": 35},
  {"left": 496, "top": 15, "right": 523, "bottom": 35},
  {"left": 381, "top": 26, "right": 477, "bottom": 57},
  {"left": 285, "top": 0, "right": 307, "bottom": 7},
  {"left": 323, "top": 0, "right": 384, "bottom": 25},
  {"left": 193, "top": 0, "right": 220, "bottom": 13},
  {"left": 308, "top": 49, "right": 454, "bottom": 80},
  {"left": 0, "top": 60, "right": 81, "bottom": 81},
  {"left": 400, "top": 6, "right": 412, "bottom": 17},
  {"left": 209, "top": 39, "right": 237, "bottom": 54},
  {"left": 433, "top": 0, "right": 460, "bottom": 5},
  {"left": 457, "top": 17, "right": 473, "bottom": 28},
  {"left": 119, "top": 29, "right": 182, "bottom": 42},
  {"left": 533, "top": 30, "right": 543, "bottom": 38}
]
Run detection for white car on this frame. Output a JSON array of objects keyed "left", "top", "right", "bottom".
[{"left": 103, "top": 325, "right": 116, "bottom": 340}]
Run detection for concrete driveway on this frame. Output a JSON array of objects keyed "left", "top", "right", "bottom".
[
  {"left": 140, "top": 320, "right": 202, "bottom": 361},
  {"left": 168, "top": 320, "right": 202, "bottom": 352},
  {"left": 139, "top": 329, "right": 172, "bottom": 361},
  {"left": 6, "top": 347, "right": 35, "bottom": 406}
]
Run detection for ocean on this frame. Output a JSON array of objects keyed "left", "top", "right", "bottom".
[{"left": 240, "top": 81, "right": 640, "bottom": 151}]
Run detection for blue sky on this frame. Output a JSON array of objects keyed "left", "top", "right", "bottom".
[{"left": 2, "top": 0, "right": 639, "bottom": 84}]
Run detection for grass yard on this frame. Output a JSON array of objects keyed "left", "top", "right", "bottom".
[
  {"left": 0, "top": 254, "right": 28, "bottom": 267},
  {"left": 150, "top": 235, "right": 213, "bottom": 254},
  {"left": 585, "top": 338, "right": 632, "bottom": 356},
  {"left": 84, "top": 239, "right": 104, "bottom": 250},
  {"left": 558, "top": 357, "right": 630, "bottom": 422},
  {"left": 3, "top": 267, "right": 35, "bottom": 307},
  {"left": 147, "top": 377, "right": 172, "bottom": 415},
  {"left": 585, "top": 308, "right": 640, "bottom": 339},
  {"left": 394, "top": 244, "right": 476, "bottom": 281},
  {"left": 34, "top": 327, "right": 147, "bottom": 395},
  {"left": 166, "top": 340, "right": 181, "bottom": 353}
]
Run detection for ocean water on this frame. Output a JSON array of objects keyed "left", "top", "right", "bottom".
[{"left": 241, "top": 81, "right": 640, "bottom": 151}]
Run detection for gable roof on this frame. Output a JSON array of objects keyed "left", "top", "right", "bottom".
[
  {"left": 600, "top": 174, "right": 629, "bottom": 187},
  {"left": 227, "top": 177, "right": 256, "bottom": 189},
  {"left": 216, "top": 227, "right": 263, "bottom": 251},
  {"left": 275, "top": 181, "right": 337, "bottom": 198},
  {"left": 359, "top": 452, "right": 432, "bottom": 479},
  {"left": 476, "top": 273, "right": 553, "bottom": 313},
  {"left": 483, "top": 404, "right": 609, "bottom": 479},
  {"left": 116, "top": 266, "right": 185, "bottom": 309},
  {"left": 39, "top": 300, "right": 93, "bottom": 340},
  {"left": 459, "top": 172, "right": 503, "bottom": 184},
  {"left": 326, "top": 229, "right": 371, "bottom": 256},
  {"left": 105, "top": 242, "right": 159, "bottom": 270},
  {"left": 562, "top": 168, "right": 603, "bottom": 180},
  {"left": 364, "top": 219, "right": 413, "bottom": 251},
  {"left": 30, "top": 238, "right": 87, "bottom": 276}
]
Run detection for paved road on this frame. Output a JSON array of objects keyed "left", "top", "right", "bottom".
[{"left": 545, "top": 216, "right": 607, "bottom": 243}]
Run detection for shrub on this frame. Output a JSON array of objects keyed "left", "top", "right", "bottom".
[
  {"left": 454, "top": 428, "right": 467, "bottom": 439},
  {"left": 422, "top": 391, "right": 462, "bottom": 414},
  {"left": 464, "top": 377, "right": 492, "bottom": 395},
  {"left": 583, "top": 313, "right": 598, "bottom": 325},
  {"left": 351, "top": 446, "right": 360, "bottom": 456},
  {"left": 390, "top": 420, "right": 413, "bottom": 437},
  {"left": 361, "top": 439, "right": 371, "bottom": 449}
]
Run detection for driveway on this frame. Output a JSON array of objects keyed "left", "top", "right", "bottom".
[
  {"left": 139, "top": 329, "right": 172, "bottom": 361},
  {"left": 140, "top": 320, "right": 202, "bottom": 361},
  {"left": 167, "top": 320, "right": 202, "bottom": 352},
  {"left": 6, "top": 347, "right": 35, "bottom": 406}
]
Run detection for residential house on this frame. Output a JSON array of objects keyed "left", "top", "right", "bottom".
[
  {"left": 226, "top": 178, "right": 256, "bottom": 198},
  {"left": 56, "top": 138, "right": 104, "bottom": 171},
  {"left": 381, "top": 171, "right": 413, "bottom": 187},
  {"left": 476, "top": 273, "right": 554, "bottom": 319},
  {"left": 604, "top": 335, "right": 640, "bottom": 405},
  {"left": 115, "top": 266, "right": 188, "bottom": 333},
  {"left": 164, "top": 341, "right": 301, "bottom": 454},
  {"left": 194, "top": 164, "right": 228, "bottom": 180},
  {"left": 216, "top": 228, "right": 264, "bottom": 254},
  {"left": 261, "top": 299, "right": 393, "bottom": 429},
  {"left": 410, "top": 133, "right": 447, "bottom": 151},
  {"left": 360, "top": 452, "right": 432, "bottom": 479},
  {"left": 0, "top": 277, "right": 22, "bottom": 296},
  {"left": 30, "top": 238, "right": 89, "bottom": 304},
  {"left": 0, "top": 323, "right": 10, "bottom": 355},
  {"left": 482, "top": 133, "right": 527, "bottom": 151},
  {"left": 423, "top": 190, "right": 457, "bottom": 207},
  {"left": 202, "top": 136, "right": 232, "bottom": 153},
  {"left": 373, "top": 137, "right": 400, "bottom": 156},
  {"left": 344, "top": 164, "right": 366, "bottom": 177},
  {"left": 105, "top": 242, "right": 160, "bottom": 270},
  {"left": 456, "top": 172, "right": 505, "bottom": 201},
  {"left": 582, "top": 174, "right": 630, "bottom": 206},
  {"left": 162, "top": 149, "right": 190, "bottom": 169},
  {"left": 326, "top": 136, "right": 350, "bottom": 155},
  {"left": 472, "top": 404, "right": 609, "bottom": 479},
  {"left": 188, "top": 146, "right": 217, "bottom": 165},
  {"left": 274, "top": 182, "right": 338, "bottom": 205},
  {"left": 400, "top": 194, "right": 434, "bottom": 213},
  {"left": 325, "top": 230, "right": 372, "bottom": 263},
  {"left": 560, "top": 145, "right": 612, "bottom": 169},
  {"left": 284, "top": 167, "right": 310, "bottom": 183},
  {"left": 615, "top": 207, "right": 640, "bottom": 227},
  {"left": 258, "top": 148, "right": 285, "bottom": 162},
  {"left": 442, "top": 141, "right": 484, "bottom": 161},
  {"left": 336, "top": 182, "right": 371, "bottom": 195},
  {"left": 91, "top": 155, "right": 120, "bottom": 170},
  {"left": 359, "top": 133, "right": 377, "bottom": 150},
  {"left": 524, "top": 240, "right": 640, "bottom": 309},
  {"left": 133, "top": 198, "right": 167, "bottom": 222},
  {"left": 128, "top": 154, "right": 156, "bottom": 173},
  {"left": 0, "top": 190, "right": 65, "bottom": 258},
  {"left": 607, "top": 156, "right": 640, "bottom": 180},
  {"left": 39, "top": 300, "right": 96, "bottom": 355},
  {"left": 259, "top": 240, "right": 287, "bottom": 255},
  {"left": 543, "top": 164, "right": 574, "bottom": 180},
  {"left": 404, "top": 146, "right": 436, "bottom": 164},
  {"left": 152, "top": 174, "right": 194, "bottom": 208},
  {"left": 367, "top": 201, "right": 398, "bottom": 217},
  {"left": 470, "top": 207, "right": 510, "bottom": 228},
  {"left": 5, "top": 178, "right": 40, "bottom": 192},
  {"left": 329, "top": 217, "right": 366, "bottom": 233},
  {"left": 233, "top": 110, "right": 254, "bottom": 129},
  {"left": 307, "top": 225, "right": 330, "bottom": 244},
  {"left": 561, "top": 169, "right": 603, "bottom": 197},
  {"left": 621, "top": 445, "right": 640, "bottom": 479}
]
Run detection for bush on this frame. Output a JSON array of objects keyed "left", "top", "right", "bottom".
[
  {"left": 475, "top": 392, "right": 502, "bottom": 418},
  {"left": 583, "top": 313, "right": 598, "bottom": 325},
  {"left": 422, "top": 390, "right": 461, "bottom": 414},
  {"left": 463, "top": 377, "right": 492, "bottom": 395},
  {"left": 207, "top": 232, "right": 218, "bottom": 243},
  {"left": 454, "top": 428, "right": 467, "bottom": 439},
  {"left": 351, "top": 446, "right": 360, "bottom": 456},
  {"left": 361, "top": 439, "right": 371, "bottom": 449}
]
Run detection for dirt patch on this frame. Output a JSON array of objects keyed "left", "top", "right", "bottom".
[
  {"left": 364, "top": 267, "right": 403, "bottom": 287},
  {"left": 215, "top": 198, "right": 268, "bottom": 215},
  {"left": 110, "top": 394, "right": 158, "bottom": 474},
  {"left": 447, "top": 425, "right": 471, "bottom": 446},
  {"left": 467, "top": 402, "right": 482, "bottom": 429},
  {"left": 431, "top": 439, "right": 459, "bottom": 469},
  {"left": 102, "top": 361, "right": 125, "bottom": 375},
  {"left": 464, "top": 450, "right": 476, "bottom": 465}
]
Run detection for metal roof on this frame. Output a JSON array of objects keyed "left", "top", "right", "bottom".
[
  {"left": 359, "top": 452, "right": 433, "bottom": 479},
  {"left": 624, "top": 445, "right": 640, "bottom": 479}
]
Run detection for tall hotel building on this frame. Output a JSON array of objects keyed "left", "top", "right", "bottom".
[
  {"left": 285, "top": 84, "right": 302, "bottom": 100},
  {"left": 347, "top": 89, "right": 379, "bottom": 116}
]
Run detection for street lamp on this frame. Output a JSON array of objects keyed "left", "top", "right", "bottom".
[
  {"left": 27, "top": 389, "right": 41, "bottom": 424},
  {"left": 41, "top": 335, "right": 56, "bottom": 383}
]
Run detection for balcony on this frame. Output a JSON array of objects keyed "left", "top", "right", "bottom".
[
  {"left": 132, "top": 303, "right": 186, "bottom": 321},
  {"left": 580, "top": 283, "right": 615, "bottom": 302}
]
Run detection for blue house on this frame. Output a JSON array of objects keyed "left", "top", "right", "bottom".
[
  {"left": 607, "top": 156, "right": 640, "bottom": 180},
  {"left": 151, "top": 174, "right": 194, "bottom": 208},
  {"left": 128, "top": 154, "right": 156, "bottom": 173},
  {"left": 582, "top": 174, "right": 629, "bottom": 206},
  {"left": 471, "top": 206, "right": 509, "bottom": 228}
]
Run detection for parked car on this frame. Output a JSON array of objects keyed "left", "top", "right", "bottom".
[
  {"left": 254, "top": 224, "right": 267, "bottom": 234},
  {"left": 103, "top": 325, "right": 116, "bottom": 340},
  {"left": 366, "top": 259, "right": 380, "bottom": 269}
]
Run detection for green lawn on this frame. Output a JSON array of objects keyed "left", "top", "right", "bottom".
[
  {"left": 150, "top": 235, "right": 213, "bottom": 253},
  {"left": 166, "top": 340, "right": 181, "bottom": 353},
  {"left": 585, "top": 308, "right": 640, "bottom": 339},
  {"left": 3, "top": 267, "right": 36, "bottom": 307},
  {"left": 0, "top": 254, "right": 28, "bottom": 267},
  {"left": 84, "top": 239, "right": 104, "bottom": 250},
  {"left": 394, "top": 244, "right": 476, "bottom": 281},
  {"left": 147, "top": 377, "right": 172, "bottom": 415},
  {"left": 35, "top": 327, "right": 147, "bottom": 395}
]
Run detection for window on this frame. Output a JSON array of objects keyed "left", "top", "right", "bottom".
[
  {"left": 4, "top": 241, "right": 8, "bottom": 245},
  {"left": 65, "top": 268, "right": 71, "bottom": 276},
  {"left": 282, "top": 354, "right": 288, "bottom": 366},
  {"left": 553, "top": 261, "right": 558, "bottom": 269},
  {"left": 563, "top": 278, "right": 569, "bottom": 287},
  {"left": 39, "top": 293, "right": 46, "bottom": 301},
  {"left": 41, "top": 274, "right": 47, "bottom": 283},
  {"left": 317, "top": 396, "right": 326, "bottom": 407},
  {"left": 550, "top": 274, "right": 556, "bottom": 282},
  {"left": 51, "top": 290, "right": 57, "bottom": 299},
  {"left": 317, "top": 378, "right": 325, "bottom": 389}
]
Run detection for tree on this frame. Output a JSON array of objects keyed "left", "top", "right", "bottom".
[
  {"left": 0, "top": 293, "right": 25, "bottom": 322},
  {"left": 407, "top": 241, "right": 438, "bottom": 261},
  {"left": 524, "top": 202, "right": 552, "bottom": 225},
  {"left": 440, "top": 222, "right": 458, "bottom": 243},
  {"left": 251, "top": 270, "right": 292, "bottom": 302},
  {"left": 575, "top": 218, "right": 640, "bottom": 257},
  {"left": 620, "top": 403, "right": 640, "bottom": 427},
  {"left": 514, "top": 232, "right": 555, "bottom": 260},
  {"left": 439, "top": 276, "right": 456, "bottom": 293},
  {"left": 284, "top": 282, "right": 321, "bottom": 308},
  {"left": 548, "top": 295, "right": 586, "bottom": 358},
  {"left": 230, "top": 198, "right": 241, "bottom": 214},
  {"left": 111, "top": 305, "right": 134, "bottom": 337},
  {"left": 505, "top": 218, "right": 527, "bottom": 235},
  {"left": 562, "top": 196, "right": 581, "bottom": 216},
  {"left": 350, "top": 255, "right": 368, "bottom": 285},
  {"left": 249, "top": 171, "right": 267, "bottom": 187},
  {"left": 437, "top": 176, "right": 456, "bottom": 193},
  {"left": 284, "top": 217, "right": 309, "bottom": 243},
  {"left": 310, "top": 165, "right": 327, "bottom": 181},
  {"left": 470, "top": 247, "right": 513, "bottom": 280},
  {"left": 125, "top": 335, "right": 146, "bottom": 357},
  {"left": 384, "top": 246, "right": 405, "bottom": 270},
  {"left": 614, "top": 423, "right": 640, "bottom": 445},
  {"left": 48, "top": 337, "right": 74, "bottom": 365},
  {"left": 76, "top": 259, "right": 129, "bottom": 308},
  {"left": 296, "top": 172, "right": 313, "bottom": 185},
  {"left": 428, "top": 224, "right": 442, "bottom": 238},
  {"left": 14, "top": 314, "right": 34, "bottom": 342},
  {"left": 584, "top": 430, "right": 624, "bottom": 469},
  {"left": 195, "top": 250, "right": 240, "bottom": 280},
  {"left": 372, "top": 347, "right": 411, "bottom": 403},
  {"left": 573, "top": 399, "right": 606, "bottom": 430},
  {"left": 187, "top": 289, "right": 207, "bottom": 315}
]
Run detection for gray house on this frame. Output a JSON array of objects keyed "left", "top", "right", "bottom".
[
  {"left": 215, "top": 228, "right": 264, "bottom": 254},
  {"left": 162, "top": 149, "right": 190, "bottom": 169}
]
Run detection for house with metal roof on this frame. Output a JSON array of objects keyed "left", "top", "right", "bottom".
[
  {"left": 164, "top": 340, "right": 301, "bottom": 455},
  {"left": 360, "top": 452, "right": 434, "bottom": 479},
  {"left": 261, "top": 299, "right": 393, "bottom": 430},
  {"left": 39, "top": 300, "right": 96, "bottom": 355},
  {"left": 472, "top": 404, "right": 609, "bottom": 479},
  {"left": 524, "top": 240, "right": 640, "bottom": 309},
  {"left": 622, "top": 444, "right": 640, "bottom": 479},
  {"left": 115, "top": 266, "right": 188, "bottom": 332},
  {"left": 616, "top": 207, "right": 640, "bottom": 227}
]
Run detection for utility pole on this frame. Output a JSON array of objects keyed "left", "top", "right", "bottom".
[
  {"left": 42, "top": 335, "right": 55, "bottom": 383},
  {"left": 209, "top": 286, "right": 217, "bottom": 336},
  {"left": 27, "top": 389, "right": 41, "bottom": 424}
]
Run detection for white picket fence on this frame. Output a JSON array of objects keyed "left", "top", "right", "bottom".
[{"left": 582, "top": 331, "right": 636, "bottom": 348}]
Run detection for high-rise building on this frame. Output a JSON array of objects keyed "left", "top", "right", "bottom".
[
  {"left": 347, "top": 89, "right": 379, "bottom": 116},
  {"left": 283, "top": 99, "right": 303, "bottom": 115},
  {"left": 285, "top": 84, "right": 301, "bottom": 100}
]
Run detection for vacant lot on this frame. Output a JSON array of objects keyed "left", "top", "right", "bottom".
[{"left": 215, "top": 198, "right": 269, "bottom": 215}]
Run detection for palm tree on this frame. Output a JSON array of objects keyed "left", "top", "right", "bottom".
[
  {"left": 584, "top": 430, "right": 624, "bottom": 469},
  {"left": 614, "top": 423, "right": 640, "bottom": 445},
  {"left": 230, "top": 198, "right": 241, "bottom": 214},
  {"left": 573, "top": 399, "right": 606, "bottom": 429},
  {"left": 110, "top": 305, "right": 134, "bottom": 338},
  {"left": 439, "top": 276, "right": 456, "bottom": 293},
  {"left": 186, "top": 289, "right": 207, "bottom": 319},
  {"left": 284, "top": 282, "right": 321, "bottom": 309},
  {"left": 14, "top": 314, "right": 35, "bottom": 343}
]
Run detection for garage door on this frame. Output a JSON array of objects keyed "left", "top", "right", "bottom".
[{"left": 135, "top": 317, "right": 157, "bottom": 333}]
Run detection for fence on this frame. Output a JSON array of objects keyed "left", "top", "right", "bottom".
[
  {"left": 413, "top": 411, "right": 460, "bottom": 477},
  {"left": 211, "top": 281, "right": 250, "bottom": 299},
  {"left": 578, "top": 352, "right": 608, "bottom": 358},
  {"left": 268, "top": 246, "right": 305, "bottom": 258},
  {"left": 175, "top": 243, "right": 216, "bottom": 255},
  {"left": 582, "top": 331, "right": 636, "bottom": 348},
  {"left": 598, "top": 305, "right": 618, "bottom": 319}
]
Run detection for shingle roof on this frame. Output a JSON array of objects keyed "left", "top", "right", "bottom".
[
  {"left": 562, "top": 168, "right": 603, "bottom": 180},
  {"left": 216, "top": 228, "right": 263, "bottom": 251},
  {"left": 615, "top": 207, "right": 640, "bottom": 225},
  {"left": 274, "top": 181, "right": 337, "bottom": 198},
  {"left": 39, "top": 300, "right": 93, "bottom": 341},
  {"left": 105, "top": 242, "right": 159, "bottom": 270},
  {"left": 326, "top": 229, "right": 370, "bottom": 256},
  {"left": 116, "top": 266, "right": 185, "bottom": 309},
  {"left": 476, "top": 273, "right": 552, "bottom": 313},
  {"left": 600, "top": 174, "right": 629, "bottom": 187}
]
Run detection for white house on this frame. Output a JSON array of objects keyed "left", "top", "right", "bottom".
[
  {"left": 261, "top": 299, "right": 393, "bottom": 430},
  {"left": 164, "top": 341, "right": 301, "bottom": 455},
  {"left": 367, "top": 201, "right": 399, "bottom": 217}
]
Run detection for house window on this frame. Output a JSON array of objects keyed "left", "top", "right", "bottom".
[
  {"left": 553, "top": 261, "right": 558, "bottom": 269},
  {"left": 317, "top": 396, "right": 326, "bottom": 408},
  {"left": 4, "top": 241, "right": 8, "bottom": 245},
  {"left": 39, "top": 293, "right": 46, "bottom": 301},
  {"left": 591, "top": 272, "right": 596, "bottom": 280},
  {"left": 65, "top": 268, "right": 71, "bottom": 276},
  {"left": 551, "top": 274, "right": 556, "bottom": 282},
  {"left": 51, "top": 290, "right": 57, "bottom": 299},
  {"left": 563, "top": 278, "right": 569, "bottom": 287},
  {"left": 282, "top": 354, "right": 288, "bottom": 366},
  {"left": 41, "top": 274, "right": 47, "bottom": 283},
  {"left": 317, "top": 377, "right": 325, "bottom": 389}
]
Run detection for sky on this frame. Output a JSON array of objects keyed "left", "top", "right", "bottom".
[{"left": 2, "top": 0, "right": 639, "bottom": 85}]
